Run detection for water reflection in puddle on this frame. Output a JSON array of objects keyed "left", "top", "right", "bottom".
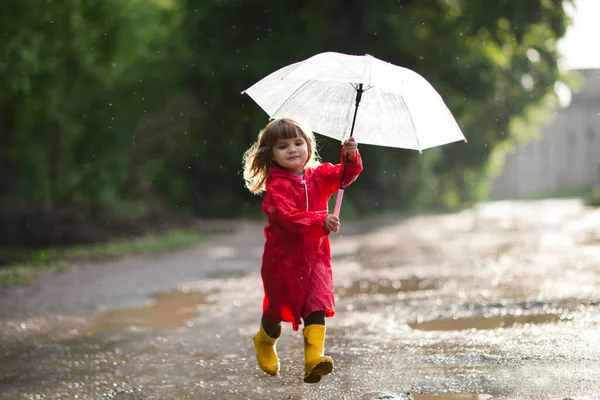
[
  {"left": 410, "top": 313, "right": 565, "bottom": 331},
  {"left": 336, "top": 276, "right": 437, "bottom": 298},
  {"left": 84, "top": 289, "right": 215, "bottom": 335},
  {"left": 413, "top": 394, "right": 492, "bottom": 400},
  {"left": 363, "top": 393, "right": 491, "bottom": 400}
]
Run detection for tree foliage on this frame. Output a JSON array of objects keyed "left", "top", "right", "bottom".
[{"left": 0, "top": 0, "right": 573, "bottom": 245}]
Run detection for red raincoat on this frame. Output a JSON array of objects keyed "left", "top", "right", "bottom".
[{"left": 260, "top": 150, "right": 363, "bottom": 331}]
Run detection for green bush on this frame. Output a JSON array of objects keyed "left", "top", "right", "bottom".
[{"left": 584, "top": 187, "right": 600, "bottom": 207}]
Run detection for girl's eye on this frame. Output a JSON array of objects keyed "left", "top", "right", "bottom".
[{"left": 296, "top": 141, "right": 304, "bottom": 146}]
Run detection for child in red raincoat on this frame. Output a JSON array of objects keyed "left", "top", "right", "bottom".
[{"left": 242, "top": 117, "right": 363, "bottom": 383}]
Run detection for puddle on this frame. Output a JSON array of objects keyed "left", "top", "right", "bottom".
[
  {"left": 409, "top": 313, "right": 564, "bottom": 331},
  {"left": 84, "top": 289, "right": 216, "bottom": 335},
  {"left": 362, "top": 393, "right": 491, "bottom": 400},
  {"left": 413, "top": 395, "right": 492, "bottom": 400},
  {"left": 205, "top": 268, "right": 248, "bottom": 279},
  {"left": 336, "top": 277, "right": 438, "bottom": 298}
]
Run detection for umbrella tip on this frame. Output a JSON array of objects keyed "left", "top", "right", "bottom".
[
  {"left": 241, "top": 90, "right": 246, "bottom": 95},
  {"left": 464, "top": 139, "right": 468, "bottom": 143},
  {"left": 419, "top": 150, "right": 423, "bottom": 154}
]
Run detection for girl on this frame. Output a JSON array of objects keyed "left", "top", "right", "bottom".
[{"left": 242, "top": 117, "right": 363, "bottom": 383}]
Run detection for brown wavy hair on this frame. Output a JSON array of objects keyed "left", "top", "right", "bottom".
[{"left": 242, "top": 117, "right": 321, "bottom": 194}]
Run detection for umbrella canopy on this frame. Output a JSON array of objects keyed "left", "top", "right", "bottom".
[{"left": 242, "top": 51, "right": 466, "bottom": 152}]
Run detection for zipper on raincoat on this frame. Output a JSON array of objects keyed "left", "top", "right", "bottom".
[{"left": 300, "top": 178, "right": 308, "bottom": 212}]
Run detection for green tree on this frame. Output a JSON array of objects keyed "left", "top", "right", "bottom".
[
  {"left": 180, "top": 0, "right": 572, "bottom": 216},
  {"left": 0, "top": 0, "right": 188, "bottom": 244}
]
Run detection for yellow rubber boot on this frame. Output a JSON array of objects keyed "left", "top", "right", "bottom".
[
  {"left": 253, "top": 324, "right": 281, "bottom": 375},
  {"left": 303, "top": 324, "right": 334, "bottom": 383}
]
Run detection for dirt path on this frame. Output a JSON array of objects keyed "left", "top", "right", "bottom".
[{"left": 1, "top": 199, "right": 600, "bottom": 400}]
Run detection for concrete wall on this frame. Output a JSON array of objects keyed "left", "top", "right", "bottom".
[{"left": 490, "top": 69, "right": 600, "bottom": 199}]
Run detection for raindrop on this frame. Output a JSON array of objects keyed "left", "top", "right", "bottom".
[
  {"left": 521, "top": 74, "right": 534, "bottom": 91},
  {"left": 527, "top": 48, "right": 540, "bottom": 63}
]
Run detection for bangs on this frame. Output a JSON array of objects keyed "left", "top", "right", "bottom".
[{"left": 274, "top": 120, "right": 304, "bottom": 140}]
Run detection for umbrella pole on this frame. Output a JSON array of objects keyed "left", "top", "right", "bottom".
[{"left": 334, "top": 83, "right": 363, "bottom": 217}]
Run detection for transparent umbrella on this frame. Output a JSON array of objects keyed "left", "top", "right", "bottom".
[{"left": 242, "top": 51, "right": 467, "bottom": 215}]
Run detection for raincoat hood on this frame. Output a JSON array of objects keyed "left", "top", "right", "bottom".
[{"left": 266, "top": 165, "right": 315, "bottom": 186}]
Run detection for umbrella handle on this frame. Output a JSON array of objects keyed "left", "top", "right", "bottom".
[
  {"left": 333, "top": 189, "right": 344, "bottom": 217},
  {"left": 335, "top": 83, "right": 363, "bottom": 218}
]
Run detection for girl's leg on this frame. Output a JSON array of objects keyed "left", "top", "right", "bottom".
[
  {"left": 303, "top": 311, "right": 325, "bottom": 326},
  {"left": 261, "top": 317, "right": 282, "bottom": 338},
  {"left": 253, "top": 317, "right": 281, "bottom": 375},
  {"left": 302, "top": 310, "right": 333, "bottom": 383}
]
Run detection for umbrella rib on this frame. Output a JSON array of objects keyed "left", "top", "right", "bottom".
[
  {"left": 368, "top": 54, "right": 373, "bottom": 87},
  {"left": 270, "top": 80, "right": 311, "bottom": 117},
  {"left": 280, "top": 59, "right": 310, "bottom": 80},
  {"left": 328, "top": 53, "right": 366, "bottom": 82},
  {"left": 399, "top": 93, "right": 422, "bottom": 152}
]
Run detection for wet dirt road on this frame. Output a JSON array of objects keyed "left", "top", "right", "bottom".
[{"left": 1, "top": 199, "right": 599, "bottom": 400}]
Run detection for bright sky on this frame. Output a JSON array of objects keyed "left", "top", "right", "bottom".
[{"left": 558, "top": 0, "right": 600, "bottom": 70}]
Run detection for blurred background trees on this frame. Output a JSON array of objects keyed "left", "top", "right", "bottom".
[{"left": 0, "top": 0, "right": 573, "bottom": 246}]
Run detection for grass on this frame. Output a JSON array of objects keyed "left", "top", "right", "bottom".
[
  {"left": 0, "top": 229, "right": 205, "bottom": 288},
  {"left": 584, "top": 187, "right": 600, "bottom": 207},
  {"left": 490, "top": 187, "right": 591, "bottom": 202}
]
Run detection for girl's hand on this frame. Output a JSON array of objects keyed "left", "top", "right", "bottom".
[
  {"left": 343, "top": 137, "right": 357, "bottom": 157},
  {"left": 326, "top": 214, "right": 340, "bottom": 232}
]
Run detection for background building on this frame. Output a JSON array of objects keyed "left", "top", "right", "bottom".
[{"left": 491, "top": 69, "right": 600, "bottom": 199}]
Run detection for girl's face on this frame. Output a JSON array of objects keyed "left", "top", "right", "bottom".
[{"left": 272, "top": 134, "right": 308, "bottom": 175}]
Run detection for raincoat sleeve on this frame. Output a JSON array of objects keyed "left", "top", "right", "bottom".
[
  {"left": 320, "top": 149, "right": 363, "bottom": 197},
  {"left": 263, "top": 180, "right": 330, "bottom": 237}
]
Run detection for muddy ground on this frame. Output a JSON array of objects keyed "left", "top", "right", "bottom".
[{"left": 1, "top": 199, "right": 599, "bottom": 400}]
